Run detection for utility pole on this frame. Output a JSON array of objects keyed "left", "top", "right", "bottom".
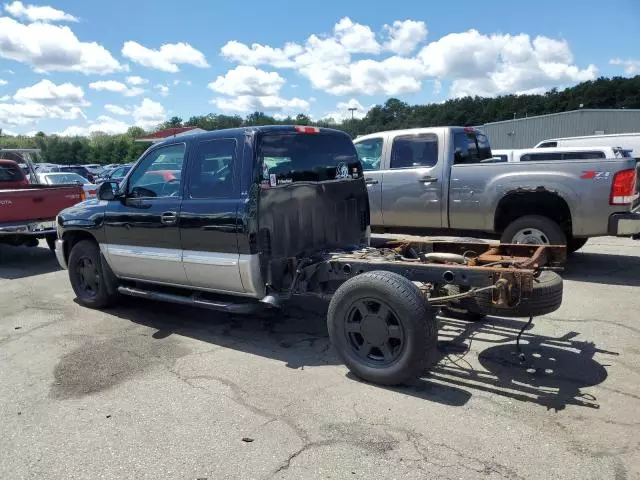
[{"left": 348, "top": 107, "right": 357, "bottom": 120}]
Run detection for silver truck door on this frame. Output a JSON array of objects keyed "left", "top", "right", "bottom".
[
  {"left": 380, "top": 132, "right": 443, "bottom": 228},
  {"left": 355, "top": 135, "right": 386, "bottom": 228}
]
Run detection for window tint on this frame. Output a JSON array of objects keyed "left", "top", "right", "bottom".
[
  {"left": 128, "top": 144, "right": 186, "bottom": 198},
  {"left": 562, "top": 151, "right": 606, "bottom": 160},
  {"left": 355, "top": 138, "right": 383, "bottom": 171},
  {"left": 188, "top": 139, "right": 236, "bottom": 198},
  {"left": 538, "top": 142, "right": 558, "bottom": 148},
  {"left": 259, "top": 132, "right": 360, "bottom": 184},
  {"left": 453, "top": 132, "right": 493, "bottom": 165},
  {"left": 0, "top": 164, "right": 23, "bottom": 182},
  {"left": 390, "top": 134, "right": 438, "bottom": 169},
  {"left": 520, "top": 152, "right": 562, "bottom": 161}
]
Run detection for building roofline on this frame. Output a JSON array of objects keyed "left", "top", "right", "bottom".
[{"left": 482, "top": 109, "right": 640, "bottom": 126}]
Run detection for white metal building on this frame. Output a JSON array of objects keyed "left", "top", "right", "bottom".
[{"left": 479, "top": 109, "right": 640, "bottom": 149}]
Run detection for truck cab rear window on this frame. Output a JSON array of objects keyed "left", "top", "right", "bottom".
[
  {"left": 0, "top": 165, "right": 22, "bottom": 182},
  {"left": 453, "top": 132, "right": 493, "bottom": 165},
  {"left": 258, "top": 132, "right": 361, "bottom": 184}
]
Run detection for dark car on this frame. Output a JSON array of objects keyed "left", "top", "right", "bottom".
[
  {"left": 59, "top": 165, "right": 95, "bottom": 183},
  {"left": 102, "top": 164, "right": 132, "bottom": 183},
  {"left": 53, "top": 125, "right": 564, "bottom": 386}
]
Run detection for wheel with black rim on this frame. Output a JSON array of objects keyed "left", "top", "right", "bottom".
[
  {"left": 327, "top": 270, "right": 438, "bottom": 386},
  {"left": 68, "top": 240, "right": 118, "bottom": 309}
]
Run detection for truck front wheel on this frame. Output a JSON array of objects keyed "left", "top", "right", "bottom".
[
  {"left": 501, "top": 215, "right": 567, "bottom": 246},
  {"left": 68, "top": 240, "right": 119, "bottom": 309},
  {"left": 327, "top": 271, "right": 438, "bottom": 386}
]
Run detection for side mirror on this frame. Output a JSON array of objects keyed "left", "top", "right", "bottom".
[{"left": 98, "top": 181, "right": 118, "bottom": 201}]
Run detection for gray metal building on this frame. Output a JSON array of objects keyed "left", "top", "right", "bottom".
[{"left": 478, "top": 109, "right": 640, "bottom": 149}]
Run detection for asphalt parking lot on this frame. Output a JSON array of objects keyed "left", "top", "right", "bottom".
[{"left": 1, "top": 237, "right": 639, "bottom": 480}]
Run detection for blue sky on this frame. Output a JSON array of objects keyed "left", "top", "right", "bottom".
[{"left": 1, "top": 0, "right": 639, "bottom": 136}]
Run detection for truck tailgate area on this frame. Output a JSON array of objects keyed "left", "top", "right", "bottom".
[{"left": 0, "top": 186, "right": 83, "bottom": 223}]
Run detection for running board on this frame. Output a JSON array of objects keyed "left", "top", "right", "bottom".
[{"left": 117, "top": 286, "right": 261, "bottom": 314}]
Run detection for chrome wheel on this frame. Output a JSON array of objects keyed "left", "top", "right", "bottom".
[{"left": 511, "top": 227, "right": 550, "bottom": 245}]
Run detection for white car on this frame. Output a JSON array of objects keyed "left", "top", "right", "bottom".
[{"left": 36, "top": 172, "right": 98, "bottom": 198}]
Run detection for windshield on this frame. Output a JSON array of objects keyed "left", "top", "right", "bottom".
[
  {"left": 258, "top": 132, "right": 361, "bottom": 184},
  {"left": 45, "top": 173, "right": 87, "bottom": 184}
]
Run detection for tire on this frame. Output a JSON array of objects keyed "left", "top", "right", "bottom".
[
  {"left": 327, "top": 271, "right": 438, "bottom": 386},
  {"left": 45, "top": 234, "right": 56, "bottom": 252},
  {"left": 501, "top": 215, "right": 567, "bottom": 246},
  {"left": 68, "top": 240, "right": 119, "bottom": 309},
  {"left": 473, "top": 271, "right": 563, "bottom": 318},
  {"left": 567, "top": 237, "right": 588, "bottom": 254}
]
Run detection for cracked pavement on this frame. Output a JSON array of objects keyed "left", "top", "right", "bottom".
[{"left": 1, "top": 237, "right": 639, "bottom": 479}]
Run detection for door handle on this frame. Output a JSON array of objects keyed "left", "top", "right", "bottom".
[
  {"left": 418, "top": 176, "right": 438, "bottom": 183},
  {"left": 365, "top": 178, "right": 379, "bottom": 185},
  {"left": 160, "top": 212, "right": 177, "bottom": 225}
]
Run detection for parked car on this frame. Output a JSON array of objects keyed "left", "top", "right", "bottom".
[
  {"left": 354, "top": 127, "right": 640, "bottom": 254},
  {"left": 0, "top": 150, "right": 85, "bottom": 251},
  {"left": 53, "top": 125, "right": 565, "bottom": 386},
  {"left": 36, "top": 172, "right": 98, "bottom": 198},
  {"left": 492, "top": 146, "right": 632, "bottom": 163},
  {"left": 97, "top": 164, "right": 132, "bottom": 183},
  {"left": 535, "top": 132, "right": 640, "bottom": 153},
  {"left": 58, "top": 165, "right": 96, "bottom": 183}
]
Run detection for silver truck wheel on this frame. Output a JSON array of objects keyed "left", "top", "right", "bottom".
[{"left": 501, "top": 215, "right": 567, "bottom": 246}]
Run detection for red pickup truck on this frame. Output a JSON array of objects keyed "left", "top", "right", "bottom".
[{"left": 0, "top": 153, "right": 85, "bottom": 251}]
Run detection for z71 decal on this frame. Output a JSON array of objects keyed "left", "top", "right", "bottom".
[{"left": 580, "top": 170, "right": 611, "bottom": 180}]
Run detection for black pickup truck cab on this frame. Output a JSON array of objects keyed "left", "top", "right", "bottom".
[{"left": 55, "top": 125, "right": 565, "bottom": 386}]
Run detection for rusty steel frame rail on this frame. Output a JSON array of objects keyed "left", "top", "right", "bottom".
[{"left": 299, "top": 241, "right": 565, "bottom": 311}]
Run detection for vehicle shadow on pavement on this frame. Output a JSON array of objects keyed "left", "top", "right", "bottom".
[
  {"left": 562, "top": 251, "right": 640, "bottom": 287},
  {"left": 433, "top": 314, "right": 618, "bottom": 411},
  {"left": 0, "top": 244, "right": 61, "bottom": 279}
]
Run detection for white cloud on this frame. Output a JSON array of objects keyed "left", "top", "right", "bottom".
[
  {"left": 4, "top": 1, "right": 78, "bottom": 22},
  {"left": 0, "top": 94, "right": 9, "bottom": 101},
  {"left": 418, "top": 30, "right": 597, "bottom": 97},
  {"left": 58, "top": 125, "right": 88, "bottom": 136},
  {"left": 155, "top": 84, "right": 169, "bottom": 97},
  {"left": 0, "top": 17, "right": 123, "bottom": 74},
  {"left": 89, "top": 115, "right": 129, "bottom": 135},
  {"left": 610, "top": 58, "right": 640, "bottom": 75},
  {"left": 13, "top": 79, "right": 88, "bottom": 106},
  {"left": 208, "top": 66, "right": 285, "bottom": 96},
  {"left": 126, "top": 75, "right": 148, "bottom": 86},
  {"left": 0, "top": 100, "right": 84, "bottom": 125},
  {"left": 121, "top": 41, "right": 209, "bottom": 72},
  {"left": 211, "top": 95, "right": 310, "bottom": 113},
  {"left": 333, "top": 17, "right": 380, "bottom": 54},
  {"left": 383, "top": 20, "right": 427, "bottom": 56},
  {"left": 89, "top": 80, "right": 144, "bottom": 97},
  {"left": 132, "top": 98, "right": 166, "bottom": 129},
  {"left": 0, "top": 79, "right": 7, "bottom": 86},
  {"left": 220, "top": 40, "right": 303, "bottom": 68},
  {"left": 1, "top": 128, "right": 19, "bottom": 135},
  {"left": 104, "top": 104, "right": 131, "bottom": 116}
]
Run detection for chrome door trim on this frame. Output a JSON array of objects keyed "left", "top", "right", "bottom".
[
  {"left": 183, "top": 251, "right": 239, "bottom": 267},
  {"left": 106, "top": 244, "right": 183, "bottom": 262}
]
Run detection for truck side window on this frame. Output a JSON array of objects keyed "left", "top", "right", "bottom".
[
  {"left": 538, "top": 142, "right": 558, "bottom": 148},
  {"left": 127, "top": 144, "right": 186, "bottom": 198},
  {"left": 520, "top": 153, "right": 562, "bottom": 161},
  {"left": 390, "top": 134, "right": 438, "bottom": 169},
  {"left": 188, "top": 139, "right": 236, "bottom": 198},
  {"left": 355, "top": 138, "right": 383, "bottom": 171}
]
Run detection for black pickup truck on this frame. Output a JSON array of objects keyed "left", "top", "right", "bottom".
[{"left": 54, "top": 125, "right": 565, "bottom": 385}]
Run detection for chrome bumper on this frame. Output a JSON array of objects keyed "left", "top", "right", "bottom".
[
  {"left": 55, "top": 239, "right": 67, "bottom": 269},
  {"left": 608, "top": 212, "right": 640, "bottom": 237},
  {"left": 0, "top": 220, "right": 57, "bottom": 236}
]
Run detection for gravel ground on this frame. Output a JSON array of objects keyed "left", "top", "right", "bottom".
[{"left": 0, "top": 237, "right": 638, "bottom": 480}]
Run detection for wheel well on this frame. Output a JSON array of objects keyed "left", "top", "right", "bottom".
[
  {"left": 63, "top": 231, "right": 98, "bottom": 263},
  {"left": 494, "top": 191, "right": 572, "bottom": 234}
]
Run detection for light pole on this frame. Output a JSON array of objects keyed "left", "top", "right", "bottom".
[{"left": 348, "top": 107, "right": 357, "bottom": 120}]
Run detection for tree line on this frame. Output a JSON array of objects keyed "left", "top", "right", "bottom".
[{"left": 1, "top": 75, "right": 639, "bottom": 166}]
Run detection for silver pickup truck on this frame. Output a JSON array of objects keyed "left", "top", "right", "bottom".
[{"left": 354, "top": 127, "right": 640, "bottom": 253}]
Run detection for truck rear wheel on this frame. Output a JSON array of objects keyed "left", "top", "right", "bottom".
[
  {"left": 68, "top": 240, "right": 119, "bottom": 309},
  {"left": 501, "top": 215, "right": 567, "bottom": 246},
  {"left": 327, "top": 271, "right": 438, "bottom": 386}
]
